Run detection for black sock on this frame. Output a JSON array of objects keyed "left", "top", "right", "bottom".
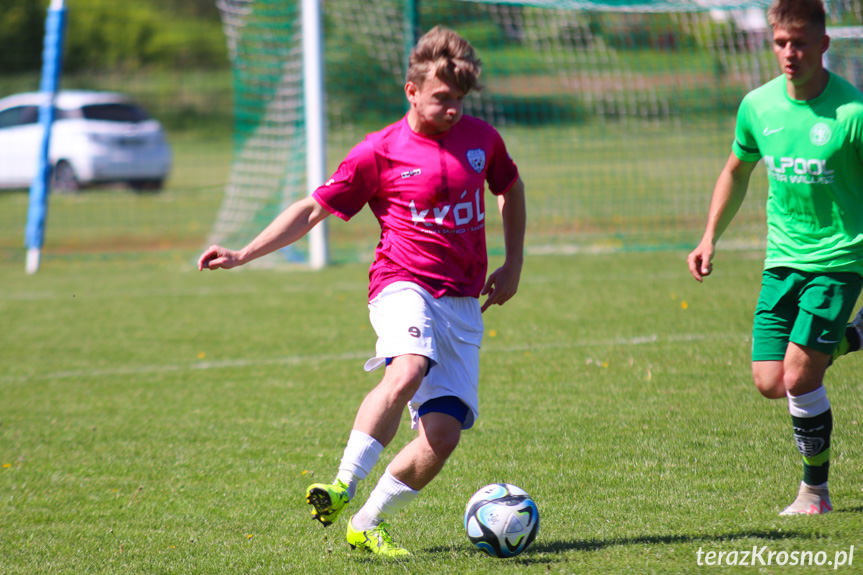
[
  {"left": 791, "top": 409, "right": 832, "bottom": 486},
  {"left": 846, "top": 325, "right": 861, "bottom": 353}
]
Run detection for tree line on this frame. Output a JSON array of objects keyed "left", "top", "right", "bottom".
[{"left": 1, "top": 0, "right": 227, "bottom": 74}]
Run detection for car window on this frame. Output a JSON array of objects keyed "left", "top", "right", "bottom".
[
  {"left": 56, "top": 108, "right": 79, "bottom": 120},
  {"left": 0, "top": 105, "right": 39, "bottom": 129},
  {"left": 81, "top": 103, "right": 150, "bottom": 123}
]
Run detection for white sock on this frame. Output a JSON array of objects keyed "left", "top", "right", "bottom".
[
  {"left": 335, "top": 430, "right": 383, "bottom": 500},
  {"left": 787, "top": 386, "right": 830, "bottom": 418},
  {"left": 352, "top": 467, "right": 418, "bottom": 530}
]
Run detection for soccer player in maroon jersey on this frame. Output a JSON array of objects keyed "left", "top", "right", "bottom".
[{"left": 198, "top": 26, "right": 526, "bottom": 556}]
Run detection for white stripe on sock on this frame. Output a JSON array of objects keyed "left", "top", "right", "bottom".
[{"left": 787, "top": 386, "right": 831, "bottom": 418}]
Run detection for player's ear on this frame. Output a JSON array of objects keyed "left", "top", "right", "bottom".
[
  {"left": 821, "top": 34, "right": 830, "bottom": 55},
  {"left": 405, "top": 81, "right": 419, "bottom": 104}
]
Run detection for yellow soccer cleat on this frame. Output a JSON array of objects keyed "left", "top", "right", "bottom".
[
  {"left": 346, "top": 516, "right": 411, "bottom": 558},
  {"left": 305, "top": 480, "right": 349, "bottom": 527}
]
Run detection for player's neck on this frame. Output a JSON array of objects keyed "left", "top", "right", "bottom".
[{"left": 787, "top": 69, "right": 829, "bottom": 101}]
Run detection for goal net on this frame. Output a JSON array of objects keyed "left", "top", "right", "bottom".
[
  {"left": 826, "top": 24, "right": 863, "bottom": 90},
  {"left": 211, "top": 0, "right": 863, "bottom": 264}
]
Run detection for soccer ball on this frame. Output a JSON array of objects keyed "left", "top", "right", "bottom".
[{"left": 464, "top": 483, "right": 539, "bottom": 558}]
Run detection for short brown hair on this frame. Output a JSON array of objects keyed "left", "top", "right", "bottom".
[
  {"left": 407, "top": 26, "right": 482, "bottom": 94},
  {"left": 767, "top": 0, "right": 826, "bottom": 34}
]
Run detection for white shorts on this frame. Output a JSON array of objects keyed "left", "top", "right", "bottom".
[{"left": 364, "top": 281, "right": 483, "bottom": 430}]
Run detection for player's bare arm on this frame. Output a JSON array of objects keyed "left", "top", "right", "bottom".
[
  {"left": 688, "top": 154, "right": 757, "bottom": 282},
  {"left": 198, "top": 195, "right": 330, "bottom": 271},
  {"left": 481, "top": 177, "right": 526, "bottom": 312}
]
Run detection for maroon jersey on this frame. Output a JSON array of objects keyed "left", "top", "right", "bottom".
[{"left": 313, "top": 114, "right": 519, "bottom": 300}]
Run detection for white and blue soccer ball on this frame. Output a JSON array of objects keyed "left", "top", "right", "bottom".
[{"left": 464, "top": 483, "right": 539, "bottom": 558}]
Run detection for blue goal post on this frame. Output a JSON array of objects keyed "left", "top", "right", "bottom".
[{"left": 25, "top": 0, "right": 68, "bottom": 274}]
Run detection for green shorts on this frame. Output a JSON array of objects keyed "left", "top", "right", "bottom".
[{"left": 752, "top": 267, "right": 863, "bottom": 361}]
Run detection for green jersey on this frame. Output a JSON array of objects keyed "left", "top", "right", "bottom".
[{"left": 733, "top": 72, "right": 863, "bottom": 274}]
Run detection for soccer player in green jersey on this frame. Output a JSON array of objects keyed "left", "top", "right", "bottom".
[{"left": 688, "top": 0, "right": 863, "bottom": 515}]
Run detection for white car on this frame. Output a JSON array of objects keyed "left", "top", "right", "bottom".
[{"left": 0, "top": 90, "right": 172, "bottom": 191}]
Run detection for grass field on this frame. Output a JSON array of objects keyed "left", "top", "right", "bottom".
[{"left": 3, "top": 249, "right": 862, "bottom": 574}]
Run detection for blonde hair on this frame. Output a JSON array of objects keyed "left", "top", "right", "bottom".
[
  {"left": 767, "top": 0, "right": 826, "bottom": 34},
  {"left": 407, "top": 26, "right": 482, "bottom": 93}
]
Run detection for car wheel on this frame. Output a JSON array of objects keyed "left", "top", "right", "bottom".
[
  {"left": 52, "top": 160, "right": 80, "bottom": 192},
  {"left": 128, "top": 179, "right": 164, "bottom": 193}
]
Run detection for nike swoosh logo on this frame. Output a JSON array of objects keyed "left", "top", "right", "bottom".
[
  {"left": 816, "top": 335, "right": 838, "bottom": 345},
  {"left": 763, "top": 127, "right": 784, "bottom": 136}
]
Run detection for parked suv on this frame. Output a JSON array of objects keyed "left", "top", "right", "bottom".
[{"left": 0, "top": 90, "right": 172, "bottom": 191}]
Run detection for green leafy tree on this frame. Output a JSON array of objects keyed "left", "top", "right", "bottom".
[
  {"left": 0, "top": 0, "right": 227, "bottom": 75},
  {"left": 0, "top": 0, "right": 45, "bottom": 73}
]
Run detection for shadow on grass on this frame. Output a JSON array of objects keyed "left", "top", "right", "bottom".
[
  {"left": 528, "top": 529, "right": 808, "bottom": 554},
  {"left": 424, "top": 529, "right": 809, "bottom": 564},
  {"left": 833, "top": 506, "right": 863, "bottom": 514}
]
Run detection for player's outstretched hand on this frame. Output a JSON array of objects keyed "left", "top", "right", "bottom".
[
  {"left": 481, "top": 262, "right": 521, "bottom": 313},
  {"left": 198, "top": 245, "right": 241, "bottom": 271},
  {"left": 687, "top": 242, "right": 714, "bottom": 283}
]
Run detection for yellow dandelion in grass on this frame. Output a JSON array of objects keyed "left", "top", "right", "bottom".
[
  {"left": 198, "top": 352, "right": 206, "bottom": 359},
  {"left": 681, "top": 301, "right": 688, "bottom": 310},
  {"left": 489, "top": 329, "right": 497, "bottom": 337},
  {"left": 302, "top": 470, "right": 309, "bottom": 476},
  {"left": 3, "top": 463, "right": 11, "bottom": 469},
  {"left": 247, "top": 534, "right": 254, "bottom": 540}
]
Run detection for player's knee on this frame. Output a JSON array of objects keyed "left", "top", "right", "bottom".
[
  {"left": 424, "top": 425, "right": 461, "bottom": 459},
  {"left": 782, "top": 368, "right": 824, "bottom": 398},
  {"left": 380, "top": 376, "right": 421, "bottom": 406},
  {"left": 754, "top": 382, "right": 785, "bottom": 399},
  {"left": 752, "top": 367, "right": 785, "bottom": 399},
  {"left": 381, "top": 359, "right": 426, "bottom": 402}
]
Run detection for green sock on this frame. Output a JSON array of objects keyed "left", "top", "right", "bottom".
[{"left": 791, "top": 409, "right": 832, "bottom": 486}]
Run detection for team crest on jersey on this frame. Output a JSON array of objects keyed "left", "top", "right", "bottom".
[
  {"left": 810, "top": 122, "right": 831, "bottom": 146},
  {"left": 467, "top": 149, "right": 486, "bottom": 173}
]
